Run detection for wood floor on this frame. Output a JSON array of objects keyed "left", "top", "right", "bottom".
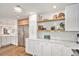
[{"left": 0, "top": 45, "right": 32, "bottom": 56}]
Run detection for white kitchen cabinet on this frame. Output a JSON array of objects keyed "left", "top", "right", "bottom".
[
  {"left": 26, "top": 39, "right": 52, "bottom": 56},
  {"left": 63, "top": 47, "right": 73, "bottom": 56},
  {"left": 51, "top": 44, "right": 63, "bottom": 56},
  {"left": 6, "top": 37, "right": 11, "bottom": 44},
  {"left": 0, "top": 36, "right": 15, "bottom": 47},
  {"left": 1, "top": 37, "right": 7, "bottom": 46},
  {"left": 26, "top": 39, "right": 42, "bottom": 56},
  {"left": 65, "top": 4, "right": 79, "bottom": 31},
  {"left": 33, "top": 41, "right": 42, "bottom": 56},
  {"left": 35, "top": 45, "right": 42, "bottom": 56},
  {"left": 0, "top": 38, "right": 1, "bottom": 47},
  {"left": 51, "top": 43, "right": 73, "bottom": 56},
  {"left": 40, "top": 42, "right": 52, "bottom": 56},
  {"left": 26, "top": 39, "right": 34, "bottom": 55},
  {"left": 34, "top": 41, "right": 52, "bottom": 56},
  {"left": 2, "top": 36, "right": 12, "bottom": 46},
  {"left": 9, "top": 36, "right": 18, "bottom": 45},
  {"left": 26, "top": 39, "right": 74, "bottom": 56},
  {"left": 76, "top": 5, "right": 79, "bottom": 30},
  {"left": 3, "top": 36, "right": 10, "bottom": 45},
  {"left": 42, "top": 44, "right": 51, "bottom": 56}
]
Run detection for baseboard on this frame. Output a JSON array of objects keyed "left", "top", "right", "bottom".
[{"left": 0, "top": 44, "right": 15, "bottom": 48}]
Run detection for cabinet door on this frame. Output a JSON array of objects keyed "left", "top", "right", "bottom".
[
  {"left": 40, "top": 42, "right": 52, "bottom": 56},
  {"left": 27, "top": 40, "right": 34, "bottom": 55},
  {"left": 1, "top": 37, "right": 7, "bottom": 46},
  {"left": 6, "top": 37, "right": 11, "bottom": 45},
  {"left": 0, "top": 37, "right": 2, "bottom": 47},
  {"left": 1, "top": 37, "right": 11, "bottom": 47},
  {"left": 10, "top": 37, "right": 18, "bottom": 45},
  {"left": 51, "top": 44, "right": 62, "bottom": 56},
  {"left": 63, "top": 47, "right": 73, "bottom": 56},
  {"left": 65, "top": 4, "right": 79, "bottom": 31},
  {"left": 51, "top": 43, "right": 73, "bottom": 56},
  {"left": 76, "top": 4, "right": 79, "bottom": 30},
  {"left": 26, "top": 39, "right": 39, "bottom": 55},
  {"left": 33, "top": 41, "right": 42, "bottom": 56},
  {"left": 26, "top": 40, "right": 42, "bottom": 56},
  {"left": 33, "top": 41, "right": 52, "bottom": 56}
]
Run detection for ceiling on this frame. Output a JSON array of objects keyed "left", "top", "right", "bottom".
[{"left": 0, "top": 3, "right": 76, "bottom": 19}]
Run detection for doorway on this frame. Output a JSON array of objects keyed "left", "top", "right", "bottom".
[{"left": 18, "top": 18, "right": 29, "bottom": 47}]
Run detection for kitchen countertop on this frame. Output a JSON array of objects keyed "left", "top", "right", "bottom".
[{"left": 26, "top": 38, "right": 79, "bottom": 49}]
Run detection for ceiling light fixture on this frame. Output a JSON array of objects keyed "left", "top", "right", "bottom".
[
  {"left": 14, "top": 5, "right": 23, "bottom": 12},
  {"left": 53, "top": 5, "right": 57, "bottom": 9}
]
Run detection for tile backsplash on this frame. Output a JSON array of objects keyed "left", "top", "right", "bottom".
[{"left": 37, "top": 32, "right": 78, "bottom": 42}]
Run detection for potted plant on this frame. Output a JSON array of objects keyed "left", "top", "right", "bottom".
[{"left": 60, "top": 22, "right": 65, "bottom": 30}]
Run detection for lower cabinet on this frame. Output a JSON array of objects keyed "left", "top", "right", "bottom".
[
  {"left": 51, "top": 44, "right": 73, "bottom": 56},
  {"left": 40, "top": 42, "right": 52, "bottom": 56},
  {"left": 10, "top": 37, "right": 18, "bottom": 45},
  {"left": 26, "top": 40, "right": 52, "bottom": 56},
  {"left": 0, "top": 36, "right": 17, "bottom": 47},
  {"left": 0, "top": 38, "right": 1, "bottom": 47},
  {"left": 0, "top": 36, "right": 12, "bottom": 47},
  {"left": 51, "top": 44, "right": 61, "bottom": 56},
  {"left": 26, "top": 40, "right": 34, "bottom": 54},
  {"left": 62, "top": 47, "right": 73, "bottom": 56},
  {"left": 5, "top": 37, "right": 11, "bottom": 45},
  {"left": 1, "top": 38, "right": 7, "bottom": 46},
  {"left": 33, "top": 41, "right": 41, "bottom": 56},
  {"left": 26, "top": 39, "right": 73, "bottom": 56},
  {"left": 26, "top": 40, "right": 42, "bottom": 56}
]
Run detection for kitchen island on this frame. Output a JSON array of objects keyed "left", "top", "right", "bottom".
[{"left": 25, "top": 38, "right": 79, "bottom": 56}]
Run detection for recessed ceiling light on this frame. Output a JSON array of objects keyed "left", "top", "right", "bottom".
[
  {"left": 14, "top": 5, "right": 23, "bottom": 12},
  {"left": 29, "top": 12, "right": 36, "bottom": 15},
  {"left": 53, "top": 5, "right": 57, "bottom": 9}
]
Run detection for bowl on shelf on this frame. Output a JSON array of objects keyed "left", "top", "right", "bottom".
[
  {"left": 53, "top": 15, "right": 57, "bottom": 19},
  {"left": 57, "top": 13, "right": 65, "bottom": 19}
]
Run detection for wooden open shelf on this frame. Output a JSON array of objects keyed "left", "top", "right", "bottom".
[
  {"left": 37, "top": 17, "right": 65, "bottom": 23},
  {"left": 37, "top": 30, "right": 65, "bottom": 32}
]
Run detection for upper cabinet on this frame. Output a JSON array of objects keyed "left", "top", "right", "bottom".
[
  {"left": 65, "top": 4, "right": 79, "bottom": 31},
  {"left": 18, "top": 18, "right": 29, "bottom": 26}
]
